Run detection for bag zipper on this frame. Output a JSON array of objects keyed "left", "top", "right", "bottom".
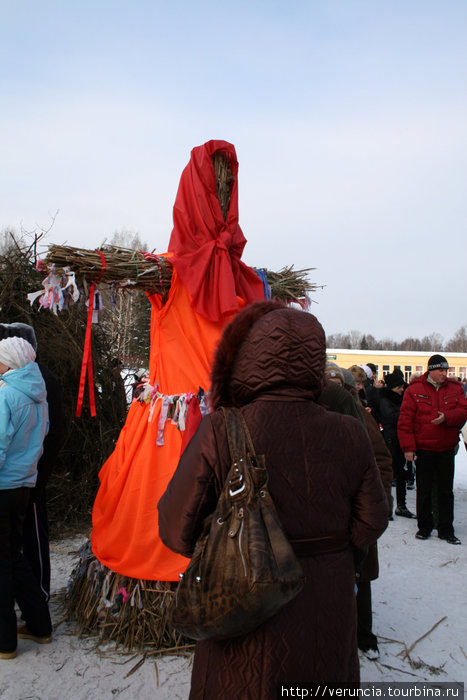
[{"left": 237, "top": 507, "right": 246, "bottom": 576}]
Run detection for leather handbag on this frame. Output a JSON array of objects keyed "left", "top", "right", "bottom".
[{"left": 167, "top": 406, "right": 305, "bottom": 640}]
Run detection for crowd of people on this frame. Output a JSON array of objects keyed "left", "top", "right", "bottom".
[
  {"left": 316, "top": 352, "right": 467, "bottom": 666},
  {"left": 159, "top": 305, "right": 467, "bottom": 694},
  {"left": 1, "top": 309, "right": 467, "bottom": 694},
  {"left": 356, "top": 357, "right": 467, "bottom": 545}
]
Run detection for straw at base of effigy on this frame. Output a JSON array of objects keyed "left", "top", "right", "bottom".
[{"left": 65, "top": 541, "right": 194, "bottom": 655}]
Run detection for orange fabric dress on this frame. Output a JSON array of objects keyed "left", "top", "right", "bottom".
[
  {"left": 91, "top": 269, "right": 236, "bottom": 581},
  {"left": 91, "top": 140, "right": 265, "bottom": 581}
]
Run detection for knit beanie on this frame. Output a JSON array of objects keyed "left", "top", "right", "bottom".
[
  {"left": 385, "top": 371, "right": 405, "bottom": 390},
  {"left": 0, "top": 336, "right": 36, "bottom": 370},
  {"left": 427, "top": 354, "right": 449, "bottom": 371},
  {"left": 360, "top": 364, "right": 373, "bottom": 380}
]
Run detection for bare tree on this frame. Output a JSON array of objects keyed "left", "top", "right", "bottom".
[
  {"left": 420, "top": 332, "right": 444, "bottom": 351},
  {"left": 380, "top": 337, "right": 396, "bottom": 350},
  {"left": 324, "top": 325, "right": 467, "bottom": 353},
  {"left": 348, "top": 330, "right": 363, "bottom": 349},
  {"left": 326, "top": 332, "right": 351, "bottom": 349},
  {"left": 399, "top": 337, "right": 422, "bottom": 351},
  {"left": 109, "top": 229, "right": 148, "bottom": 252},
  {"left": 365, "top": 334, "right": 380, "bottom": 350},
  {"left": 100, "top": 230, "right": 151, "bottom": 369},
  {"left": 445, "top": 325, "right": 467, "bottom": 352},
  {"left": 0, "top": 229, "right": 19, "bottom": 254}
]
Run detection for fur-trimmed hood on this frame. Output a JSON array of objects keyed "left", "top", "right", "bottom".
[{"left": 210, "top": 301, "right": 326, "bottom": 409}]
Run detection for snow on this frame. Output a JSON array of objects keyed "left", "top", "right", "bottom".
[
  {"left": 364, "top": 444, "right": 467, "bottom": 683},
  {"left": 1, "top": 449, "right": 466, "bottom": 698}
]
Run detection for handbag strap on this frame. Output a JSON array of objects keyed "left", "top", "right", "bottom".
[
  {"left": 220, "top": 407, "right": 257, "bottom": 465},
  {"left": 221, "top": 407, "right": 268, "bottom": 497}
]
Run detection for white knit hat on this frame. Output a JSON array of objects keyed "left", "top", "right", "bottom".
[
  {"left": 360, "top": 364, "right": 373, "bottom": 380},
  {"left": 0, "top": 336, "right": 36, "bottom": 370}
]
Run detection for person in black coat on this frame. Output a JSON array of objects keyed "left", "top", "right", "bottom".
[
  {"left": 363, "top": 363, "right": 382, "bottom": 424},
  {"left": 0, "top": 323, "right": 65, "bottom": 601},
  {"left": 379, "top": 370, "right": 414, "bottom": 519}
]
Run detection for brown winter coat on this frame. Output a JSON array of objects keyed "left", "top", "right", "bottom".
[
  {"left": 158, "top": 304, "right": 388, "bottom": 697},
  {"left": 360, "top": 408, "right": 393, "bottom": 581},
  {"left": 318, "top": 384, "right": 393, "bottom": 581}
]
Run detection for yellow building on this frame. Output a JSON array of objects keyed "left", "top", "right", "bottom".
[{"left": 326, "top": 349, "right": 467, "bottom": 383}]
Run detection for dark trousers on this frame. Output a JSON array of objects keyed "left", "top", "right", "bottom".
[
  {"left": 390, "top": 445, "right": 408, "bottom": 508},
  {"left": 356, "top": 581, "right": 378, "bottom": 650},
  {"left": 416, "top": 449, "right": 455, "bottom": 538},
  {"left": 0, "top": 488, "right": 52, "bottom": 654},
  {"left": 23, "top": 491, "right": 51, "bottom": 602}
]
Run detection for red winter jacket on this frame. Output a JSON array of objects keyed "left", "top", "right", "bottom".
[{"left": 397, "top": 373, "right": 467, "bottom": 453}]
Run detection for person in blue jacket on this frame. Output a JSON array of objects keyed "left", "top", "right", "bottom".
[
  {"left": 0, "top": 322, "right": 65, "bottom": 603},
  {"left": 0, "top": 336, "right": 52, "bottom": 660}
]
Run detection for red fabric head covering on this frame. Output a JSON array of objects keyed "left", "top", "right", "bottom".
[{"left": 168, "top": 140, "right": 265, "bottom": 322}]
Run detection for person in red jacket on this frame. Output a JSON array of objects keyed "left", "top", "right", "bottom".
[{"left": 397, "top": 354, "right": 467, "bottom": 544}]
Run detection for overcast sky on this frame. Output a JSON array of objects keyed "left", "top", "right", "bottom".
[{"left": 1, "top": 1, "right": 466, "bottom": 344}]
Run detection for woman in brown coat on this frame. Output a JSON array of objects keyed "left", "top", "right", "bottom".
[
  {"left": 158, "top": 302, "right": 388, "bottom": 697},
  {"left": 344, "top": 365, "right": 393, "bottom": 660}
]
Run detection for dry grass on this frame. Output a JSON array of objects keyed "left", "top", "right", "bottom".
[{"left": 65, "top": 541, "right": 194, "bottom": 654}]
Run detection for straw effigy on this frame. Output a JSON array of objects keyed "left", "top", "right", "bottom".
[
  {"left": 61, "top": 149, "right": 321, "bottom": 655},
  {"left": 61, "top": 265, "right": 317, "bottom": 655}
]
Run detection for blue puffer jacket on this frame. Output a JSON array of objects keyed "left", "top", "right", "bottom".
[{"left": 0, "top": 362, "right": 49, "bottom": 489}]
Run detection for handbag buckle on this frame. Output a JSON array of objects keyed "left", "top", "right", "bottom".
[{"left": 229, "top": 472, "right": 245, "bottom": 497}]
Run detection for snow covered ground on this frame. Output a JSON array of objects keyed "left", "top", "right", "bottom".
[
  {"left": 1, "top": 448, "right": 466, "bottom": 699},
  {"left": 363, "top": 443, "right": 467, "bottom": 684}
]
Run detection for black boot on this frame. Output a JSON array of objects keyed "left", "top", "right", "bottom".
[{"left": 395, "top": 504, "right": 415, "bottom": 518}]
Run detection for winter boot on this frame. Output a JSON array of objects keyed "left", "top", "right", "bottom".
[
  {"left": 360, "top": 646, "right": 380, "bottom": 661},
  {"left": 395, "top": 504, "right": 415, "bottom": 518},
  {"left": 17, "top": 625, "right": 52, "bottom": 645},
  {"left": 0, "top": 650, "right": 17, "bottom": 660}
]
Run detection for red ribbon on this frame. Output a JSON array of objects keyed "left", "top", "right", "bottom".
[{"left": 76, "top": 251, "right": 107, "bottom": 417}]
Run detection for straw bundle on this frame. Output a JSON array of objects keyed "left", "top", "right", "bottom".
[
  {"left": 66, "top": 541, "right": 194, "bottom": 655},
  {"left": 44, "top": 244, "right": 317, "bottom": 305},
  {"left": 264, "top": 265, "right": 316, "bottom": 304},
  {"left": 213, "top": 151, "right": 234, "bottom": 220},
  {"left": 44, "top": 244, "right": 172, "bottom": 295}
]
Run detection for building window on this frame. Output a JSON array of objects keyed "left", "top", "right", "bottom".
[
  {"left": 448, "top": 367, "right": 456, "bottom": 377},
  {"left": 383, "top": 365, "right": 390, "bottom": 376},
  {"left": 404, "top": 365, "right": 412, "bottom": 383},
  {"left": 460, "top": 367, "right": 466, "bottom": 379},
  {"left": 394, "top": 365, "right": 401, "bottom": 372},
  {"left": 416, "top": 365, "right": 423, "bottom": 373}
]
